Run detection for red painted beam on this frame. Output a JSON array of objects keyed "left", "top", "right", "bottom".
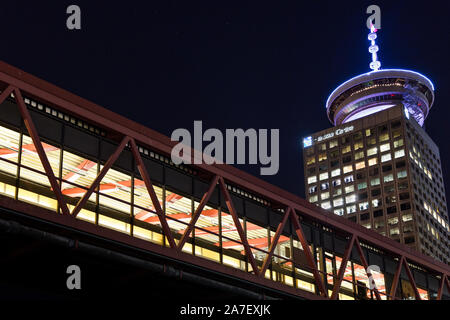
[
  {"left": 259, "top": 207, "right": 291, "bottom": 277},
  {"left": 177, "top": 175, "right": 219, "bottom": 251},
  {"left": 389, "top": 256, "right": 404, "bottom": 300},
  {"left": 71, "top": 136, "right": 130, "bottom": 217},
  {"left": 437, "top": 274, "right": 446, "bottom": 300},
  {"left": 219, "top": 177, "right": 259, "bottom": 276},
  {"left": 331, "top": 234, "right": 355, "bottom": 300},
  {"left": 354, "top": 237, "right": 381, "bottom": 300},
  {"left": 403, "top": 257, "right": 421, "bottom": 300},
  {"left": 129, "top": 138, "right": 176, "bottom": 249},
  {"left": 0, "top": 85, "right": 14, "bottom": 106},
  {"left": 14, "top": 88, "right": 70, "bottom": 215},
  {"left": 290, "top": 208, "right": 328, "bottom": 298}
]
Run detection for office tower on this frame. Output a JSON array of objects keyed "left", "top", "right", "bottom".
[{"left": 302, "top": 24, "right": 450, "bottom": 264}]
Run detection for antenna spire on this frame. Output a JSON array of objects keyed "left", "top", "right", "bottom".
[{"left": 368, "top": 23, "right": 381, "bottom": 71}]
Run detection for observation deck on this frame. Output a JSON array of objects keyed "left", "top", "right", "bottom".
[{"left": 326, "top": 69, "right": 434, "bottom": 126}]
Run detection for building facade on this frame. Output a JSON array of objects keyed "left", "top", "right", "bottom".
[
  {"left": 303, "top": 105, "right": 450, "bottom": 264},
  {"left": 302, "top": 26, "right": 449, "bottom": 265}
]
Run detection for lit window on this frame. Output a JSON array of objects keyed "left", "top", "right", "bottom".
[
  {"left": 388, "top": 217, "right": 398, "bottom": 225},
  {"left": 397, "top": 170, "right": 407, "bottom": 179},
  {"left": 402, "top": 214, "right": 413, "bottom": 222},
  {"left": 346, "top": 205, "right": 356, "bottom": 214},
  {"left": 342, "top": 145, "right": 351, "bottom": 154},
  {"left": 359, "top": 202, "right": 369, "bottom": 211},
  {"left": 354, "top": 141, "right": 363, "bottom": 151},
  {"left": 370, "top": 178, "right": 380, "bottom": 186},
  {"left": 358, "top": 182, "right": 367, "bottom": 190},
  {"left": 333, "top": 188, "right": 342, "bottom": 196},
  {"left": 344, "top": 175, "right": 354, "bottom": 183},
  {"left": 332, "top": 179, "right": 341, "bottom": 187},
  {"left": 309, "top": 186, "right": 317, "bottom": 194},
  {"left": 319, "top": 172, "right": 329, "bottom": 181},
  {"left": 333, "top": 198, "right": 344, "bottom": 207},
  {"left": 309, "top": 195, "right": 318, "bottom": 202},
  {"left": 345, "top": 185, "right": 354, "bottom": 193},
  {"left": 372, "top": 199, "right": 381, "bottom": 207},
  {"left": 306, "top": 156, "right": 316, "bottom": 165},
  {"left": 389, "top": 228, "right": 400, "bottom": 236},
  {"left": 308, "top": 176, "right": 317, "bottom": 184},
  {"left": 345, "top": 194, "right": 356, "bottom": 203},
  {"left": 343, "top": 165, "right": 353, "bottom": 173},
  {"left": 321, "top": 192, "right": 330, "bottom": 200},
  {"left": 381, "top": 153, "right": 392, "bottom": 162},
  {"left": 380, "top": 143, "right": 390, "bottom": 152},
  {"left": 367, "top": 147, "right": 378, "bottom": 156},
  {"left": 329, "top": 140, "right": 338, "bottom": 148},
  {"left": 319, "top": 144, "right": 326, "bottom": 151},
  {"left": 367, "top": 137, "right": 376, "bottom": 145},
  {"left": 321, "top": 201, "right": 331, "bottom": 210},
  {"left": 320, "top": 182, "right": 329, "bottom": 190},
  {"left": 383, "top": 174, "right": 394, "bottom": 183},
  {"left": 395, "top": 149, "right": 405, "bottom": 159},
  {"left": 393, "top": 139, "right": 404, "bottom": 148},
  {"left": 331, "top": 168, "right": 341, "bottom": 177},
  {"left": 368, "top": 158, "right": 377, "bottom": 166},
  {"left": 334, "top": 208, "right": 344, "bottom": 216},
  {"left": 318, "top": 153, "right": 327, "bottom": 162},
  {"left": 355, "top": 161, "right": 365, "bottom": 170},
  {"left": 355, "top": 151, "right": 364, "bottom": 160},
  {"left": 379, "top": 133, "right": 389, "bottom": 142}
]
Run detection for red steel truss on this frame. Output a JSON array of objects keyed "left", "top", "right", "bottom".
[{"left": 0, "top": 62, "right": 449, "bottom": 300}]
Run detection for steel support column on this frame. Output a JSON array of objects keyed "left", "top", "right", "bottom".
[
  {"left": 177, "top": 175, "right": 219, "bottom": 251},
  {"left": 218, "top": 177, "right": 259, "bottom": 275},
  {"left": 331, "top": 234, "right": 355, "bottom": 300},
  {"left": 72, "top": 136, "right": 130, "bottom": 217},
  {"left": 389, "top": 256, "right": 404, "bottom": 300},
  {"left": 259, "top": 207, "right": 291, "bottom": 277},
  {"left": 0, "top": 85, "right": 14, "bottom": 105},
  {"left": 403, "top": 257, "right": 421, "bottom": 300},
  {"left": 14, "top": 88, "right": 70, "bottom": 215},
  {"left": 290, "top": 208, "right": 328, "bottom": 297},
  {"left": 354, "top": 237, "right": 381, "bottom": 300},
  {"left": 129, "top": 138, "right": 176, "bottom": 249},
  {"left": 437, "top": 274, "right": 447, "bottom": 300}
]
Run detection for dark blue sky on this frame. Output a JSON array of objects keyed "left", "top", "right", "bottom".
[{"left": 1, "top": 1, "right": 449, "bottom": 203}]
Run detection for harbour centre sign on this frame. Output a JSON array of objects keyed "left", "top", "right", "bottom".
[{"left": 303, "top": 125, "right": 354, "bottom": 148}]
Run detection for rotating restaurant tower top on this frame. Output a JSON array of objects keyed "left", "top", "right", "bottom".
[{"left": 325, "top": 24, "right": 435, "bottom": 127}]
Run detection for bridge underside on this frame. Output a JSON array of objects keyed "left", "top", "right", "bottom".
[{"left": 0, "top": 206, "right": 304, "bottom": 301}]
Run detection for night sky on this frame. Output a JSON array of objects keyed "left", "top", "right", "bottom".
[{"left": 1, "top": 1, "right": 449, "bottom": 205}]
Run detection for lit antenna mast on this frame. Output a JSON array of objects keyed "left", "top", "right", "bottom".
[{"left": 368, "top": 23, "right": 381, "bottom": 71}]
